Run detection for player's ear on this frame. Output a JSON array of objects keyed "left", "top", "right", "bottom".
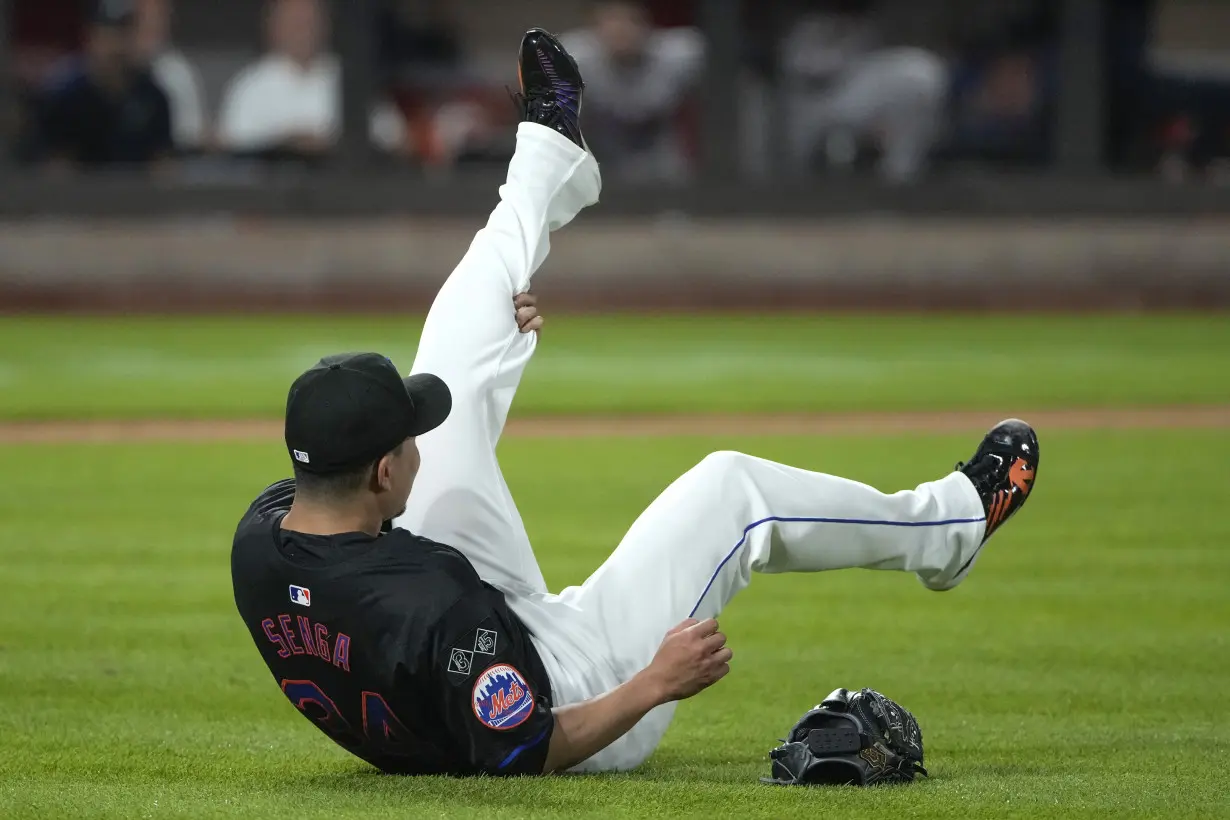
[{"left": 372, "top": 454, "right": 394, "bottom": 492}]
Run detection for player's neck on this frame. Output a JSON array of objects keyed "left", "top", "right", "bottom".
[{"left": 282, "top": 501, "right": 383, "bottom": 538}]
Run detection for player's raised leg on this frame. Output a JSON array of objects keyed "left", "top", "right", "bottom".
[
  {"left": 394, "top": 29, "right": 598, "bottom": 595},
  {"left": 529, "top": 420, "right": 1038, "bottom": 770}
]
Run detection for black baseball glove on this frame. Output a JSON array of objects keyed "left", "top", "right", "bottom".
[{"left": 761, "top": 688, "right": 927, "bottom": 787}]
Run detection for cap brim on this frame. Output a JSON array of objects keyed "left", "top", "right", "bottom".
[{"left": 403, "top": 373, "right": 452, "bottom": 436}]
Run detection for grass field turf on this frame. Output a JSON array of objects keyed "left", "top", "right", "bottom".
[
  {"left": 1, "top": 312, "right": 1228, "bottom": 818},
  {"left": 3, "top": 432, "right": 1228, "bottom": 818},
  {"left": 1, "top": 313, "right": 1228, "bottom": 418}
]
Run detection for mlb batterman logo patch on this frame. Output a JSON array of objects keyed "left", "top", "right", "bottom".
[
  {"left": 289, "top": 585, "right": 311, "bottom": 607},
  {"left": 471, "top": 664, "right": 535, "bottom": 731}
]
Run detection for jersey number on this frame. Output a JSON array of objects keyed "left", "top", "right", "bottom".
[{"left": 281, "top": 680, "right": 412, "bottom": 751}]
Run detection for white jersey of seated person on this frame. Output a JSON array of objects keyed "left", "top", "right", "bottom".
[{"left": 393, "top": 122, "right": 987, "bottom": 773}]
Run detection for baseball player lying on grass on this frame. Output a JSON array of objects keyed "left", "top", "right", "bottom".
[{"left": 231, "top": 28, "right": 1038, "bottom": 784}]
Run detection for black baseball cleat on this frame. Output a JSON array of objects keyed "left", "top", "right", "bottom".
[
  {"left": 957, "top": 419, "right": 1039, "bottom": 543},
  {"left": 514, "top": 28, "right": 585, "bottom": 148}
]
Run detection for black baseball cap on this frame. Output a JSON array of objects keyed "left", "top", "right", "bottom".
[{"left": 284, "top": 353, "right": 452, "bottom": 474}]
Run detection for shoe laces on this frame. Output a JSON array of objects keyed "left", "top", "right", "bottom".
[
  {"left": 957, "top": 452, "right": 1006, "bottom": 493},
  {"left": 507, "top": 86, "right": 580, "bottom": 139}
]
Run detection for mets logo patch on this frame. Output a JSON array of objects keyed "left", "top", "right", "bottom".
[{"left": 471, "top": 664, "right": 535, "bottom": 731}]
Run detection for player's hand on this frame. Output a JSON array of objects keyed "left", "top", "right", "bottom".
[
  {"left": 514, "top": 292, "right": 543, "bottom": 335},
  {"left": 643, "top": 618, "right": 732, "bottom": 703}
]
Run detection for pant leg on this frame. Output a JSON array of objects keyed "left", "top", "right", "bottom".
[
  {"left": 532, "top": 450, "right": 985, "bottom": 770},
  {"left": 394, "top": 123, "right": 601, "bottom": 596}
]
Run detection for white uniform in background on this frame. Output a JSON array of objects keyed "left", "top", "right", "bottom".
[
  {"left": 217, "top": 54, "right": 405, "bottom": 154},
  {"left": 393, "top": 123, "right": 987, "bottom": 771},
  {"left": 149, "top": 49, "right": 208, "bottom": 151},
  {"left": 781, "top": 13, "right": 948, "bottom": 182},
  {"left": 559, "top": 27, "right": 705, "bottom": 184}
]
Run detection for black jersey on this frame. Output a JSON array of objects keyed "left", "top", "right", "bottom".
[{"left": 231, "top": 480, "right": 555, "bottom": 776}]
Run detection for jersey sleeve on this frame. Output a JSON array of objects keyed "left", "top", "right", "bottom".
[{"left": 428, "top": 597, "right": 555, "bottom": 775}]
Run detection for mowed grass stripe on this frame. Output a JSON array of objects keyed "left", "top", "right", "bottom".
[{"left": 1, "top": 313, "right": 1227, "bottom": 418}]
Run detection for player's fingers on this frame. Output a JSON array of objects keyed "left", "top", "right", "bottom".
[
  {"left": 515, "top": 305, "right": 537, "bottom": 325},
  {"left": 702, "top": 631, "right": 727, "bottom": 651},
  {"left": 513, "top": 292, "right": 537, "bottom": 309},
  {"left": 522, "top": 315, "right": 544, "bottom": 334},
  {"left": 710, "top": 646, "right": 733, "bottom": 665},
  {"left": 666, "top": 618, "right": 699, "bottom": 637},
  {"left": 517, "top": 312, "right": 543, "bottom": 333},
  {"left": 710, "top": 662, "right": 731, "bottom": 683},
  {"left": 688, "top": 618, "right": 719, "bottom": 638}
]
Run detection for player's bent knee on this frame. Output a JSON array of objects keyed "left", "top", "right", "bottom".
[
  {"left": 695, "top": 450, "right": 753, "bottom": 481},
  {"left": 699, "top": 449, "right": 747, "bottom": 467},
  {"left": 669, "top": 451, "right": 758, "bottom": 506}
]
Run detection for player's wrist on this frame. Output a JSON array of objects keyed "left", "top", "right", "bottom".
[{"left": 628, "top": 666, "right": 672, "bottom": 708}]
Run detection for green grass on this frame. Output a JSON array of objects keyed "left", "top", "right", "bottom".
[
  {"left": 2, "top": 310, "right": 1227, "bottom": 816},
  {"left": 1, "top": 313, "right": 1227, "bottom": 419},
  {"left": 2, "top": 430, "right": 1228, "bottom": 818}
]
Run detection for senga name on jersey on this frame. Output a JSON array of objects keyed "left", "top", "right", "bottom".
[{"left": 261, "top": 614, "right": 352, "bottom": 672}]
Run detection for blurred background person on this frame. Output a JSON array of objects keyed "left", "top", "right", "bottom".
[
  {"left": 33, "top": 0, "right": 172, "bottom": 171},
  {"left": 779, "top": 0, "right": 948, "bottom": 183},
  {"left": 942, "top": 1, "right": 1058, "bottom": 168},
  {"left": 133, "top": 0, "right": 209, "bottom": 155},
  {"left": 376, "top": 0, "right": 506, "bottom": 170},
  {"left": 377, "top": 0, "right": 463, "bottom": 80},
  {"left": 216, "top": 0, "right": 409, "bottom": 164},
  {"left": 561, "top": 0, "right": 705, "bottom": 184},
  {"left": 5, "top": 0, "right": 74, "bottom": 166},
  {"left": 1126, "top": 0, "right": 1230, "bottom": 182}
]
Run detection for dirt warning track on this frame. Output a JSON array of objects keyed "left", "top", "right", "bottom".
[{"left": 1, "top": 406, "right": 1226, "bottom": 444}]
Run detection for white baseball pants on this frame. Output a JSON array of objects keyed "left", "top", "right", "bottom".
[{"left": 394, "top": 123, "right": 987, "bottom": 772}]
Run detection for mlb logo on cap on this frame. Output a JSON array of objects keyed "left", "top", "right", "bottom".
[
  {"left": 289, "top": 585, "right": 311, "bottom": 607},
  {"left": 293, "top": 450, "right": 310, "bottom": 464}
]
